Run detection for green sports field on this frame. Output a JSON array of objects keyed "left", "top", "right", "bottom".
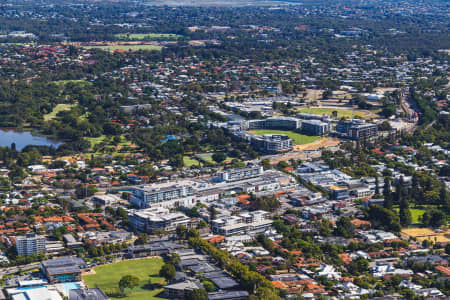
[
  {"left": 82, "top": 258, "right": 166, "bottom": 300},
  {"left": 115, "top": 33, "right": 183, "bottom": 40},
  {"left": 84, "top": 45, "right": 162, "bottom": 51},
  {"left": 297, "top": 107, "right": 368, "bottom": 118},
  {"left": 249, "top": 129, "right": 321, "bottom": 145}
]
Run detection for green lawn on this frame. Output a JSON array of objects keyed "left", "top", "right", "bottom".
[
  {"left": 249, "top": 129, "right": 321, "bottom": 145},
  {"left": 184, "top": 156, "right": 202, "bottom": 167},
  {"left": 195, "top": 153, "right": 233, "bottom": 165},
  {"left": 115, "top": 33, "right": 183, "bottom": 40},
  {"left": 44, "top": 104, "right": 76, "bottom": 121},
  {"left": 394, "top": 207, "right": 425, "bottom": 224},
  {"left": 84, "top": 45, "right": 162, "bottom": 51},
  {"left": 85, "top": 135, "right": 107, "bottom": 148},
  {"left": 297, "top": 107, "right": 368, "bottom": 118},
  {"left": 82, "top": 258, "right": 166, "bottom": 300},
  {"left": 52, "top": 80, "right": 92, "bottom": 87}
]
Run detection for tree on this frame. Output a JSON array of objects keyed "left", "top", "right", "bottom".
[
  {"left": 335, "top": 217, "right": 355, "bottom": 238},
  {"left": 445, "top": 244, "right": 450, "bottom": 255},
  {"left": 375, "top": 176, "right": 380, "bottom": 195},
  {"left": 348, "top": 257, "right": 369, "bottom": 275},
  {"left": 134, "top": 233, "right": 148, "bottom": 245},
  {"left": 378, "top": 121, "right": 392, "bottom": 131},
  {"left": 186, "top": 289, "right": 208, "bottom": 300},
  {"left": 75, "top": 184, "right": 98, "bottom": 199},
  {"left": 118, "top": 275, "right": 139, "bottom": 293},
  {"left": 168, "top": 253, "right": 180, "bottom": 265},
  {"left": 398, "top": 179, "right": 411, "bottom": 226},
  {"left": 439, "top": 185, "right": 448, "bottom": 212},
  {"left": 383, "top": 177, "right": 392, "bottom": 210},
  {"left": 366, "top": 205, "right": 401, "bottom": 232},
  {"left": 159, "top": 263, "right": 176, "bottom": 282},
  {"left": 421, "top": 209, "right": 446, "bottom": 228},
  {"left": 394, "top": 176, "right": 405, "bottom": 205},
  {"left": 168, "top": 154, "right": 184, "bottom": 169},
  {"left": 176, "top": 225, "right": 187, "bottom": 240},
  {"left": 212, "top": 152, "right": 226, "bottom": 163},
  {"left": 262, "top": 159, "right": 271, "bottom": 170},
  {"left": 399, "top": 204, "right": 412, "bottom": 227}
]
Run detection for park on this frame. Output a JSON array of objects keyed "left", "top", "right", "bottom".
[{"left": 82, "top": 258, "right": 166, "bottom": 300}]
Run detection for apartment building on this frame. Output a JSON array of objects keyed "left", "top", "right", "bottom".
[
  {"left": 217, "top": 166, "right": 263, "bottom": 182},
  {"left": 212, "top": 211, "right": 272, "bottom": 236},
  {"left": 130, "top": 181, "right": 196, "bottom": 208},
  {"left": 336, "top": 119, "right": 378, "bottom": 140},
  {"left": 247, "top": 117, "right": 301, "bottom": 130},
  {"left": 301, "top": 120, "right": 330, "bottom": 136},
  {"left": 16, "top": 233, "right": 46, "bottom": 256},
  {"left": 129, "top": 207, "right": 197, "bottom": 233},
  {"left": 251, "top": 134, "right": 293, "bottom": 153}
]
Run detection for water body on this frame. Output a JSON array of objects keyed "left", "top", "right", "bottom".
[{"left": 0, "top": 128, "right": 62, "bottom": 151}]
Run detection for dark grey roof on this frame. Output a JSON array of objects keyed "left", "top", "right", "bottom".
[
  {"left": 208, "top": 291, "right": 249, "bottom": 300},
  {"left": 128, "top": 241, "right": 183, "bottom": 252},
  {"left": 189, "top": 263, "right": 219, "bottom": 273},
  {"left": 202, "top": 271, "right": 229, "bottom": 279},
  {"left": 46, "top": 265, "right": 82, "bottom": 276},
  {"left": 69, "top": 288, "right": 108, "bottom": 300},
  {"left": 180, "top": 258, "right": 202, "bottom": 268},
  {"left": 210, "top": 276, "right": 239, "bottom": 289},
  {"left": 41, "top": 256, "right": 85, "bottom": 268}
]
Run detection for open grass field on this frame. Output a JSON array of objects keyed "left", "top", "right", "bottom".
[
  {"left": 195, "top": 153, "right": 232, "bottom": 165},
  {"left": 51, "top": 80, "right": 92, "bottom": 87},
  {"left": 394, "top": 208, "right": 425, "bottom": 224},
  {"left": 84, "top": 45, "right": 162, "bottom": 51},
  {"left": 297, "top": 107, "right": 369, "bottom": 118},
  {"left": 44, "top": 104, "right": 76, "bottom": 121},
  {"left": 249, "top": 129, "right": 321, "bottom": 145},
  {"left": 184, "top": 156, "right": 202, "bottom": 167},
  {"left": 82, "top": 258, "right": 166, "bottom": 300},
  {"left": 115, "top": 33, "right": 183, "bottom": 40},
  {"left": 85, "top": 135, "right": 106, "bottom": 148}
]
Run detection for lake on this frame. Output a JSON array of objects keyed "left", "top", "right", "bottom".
[{"left": 0, "top": 128, "right": 63, "bottom": 151}]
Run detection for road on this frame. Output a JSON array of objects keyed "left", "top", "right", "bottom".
[{"left": 0, "top": 262, "right": 40, "bottom": 277}]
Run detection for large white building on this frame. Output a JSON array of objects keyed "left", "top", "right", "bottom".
[
  {"left": 217, "top": 166, "right": 263, "bottom": 182},
  {"left": 16, "top": 233, "right": 46, "bottom": 256},
  {"left": 212, "top": 211, "right": 273, "bottom": 236},
  {"left": 130, "top": 181, "right": 197, "bottom": 208},
  {"left": 129, "top": 207, "right": 196, "bottom": 233}
]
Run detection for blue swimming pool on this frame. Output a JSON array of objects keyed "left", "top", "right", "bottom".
[{"left": 62, "top": 282, "right": 80, "bottom": 295}]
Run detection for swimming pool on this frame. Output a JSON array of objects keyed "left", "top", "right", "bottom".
[{"left": 61, "top": 282, "right": 80, "bottom": 296}]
